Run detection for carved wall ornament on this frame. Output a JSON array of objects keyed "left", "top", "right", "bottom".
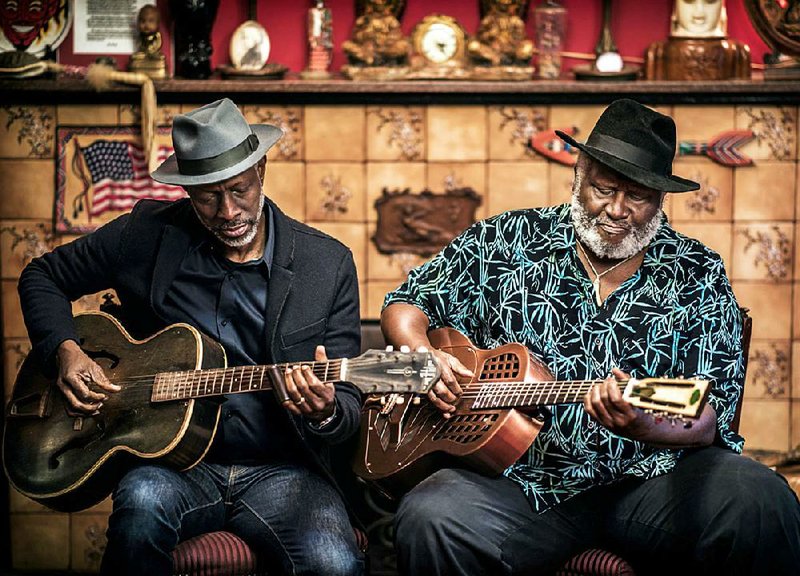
[
  {"left": 389, "top": 251, "right": 424, "bottom": 276},
  {"left": 751, "top": 343, "right": 788, "bottom": 398},
  {"left": 683, "top": 174, "right": 720, "bottom": 216},
  {"left": 373, "top": 187, "right": 482, "bottom": 256},
  {"left": 497, "top": 106, "right": 546, "bottom": 158},
  {"left": 739, "top": 225, "right": 791, "bottom": 281},
  {"left": 2, "top": 105, "right": 54, "bottom": 157},
  {"left": 122, "top": 105, "right": 177, "bottom": 128},
  {"left": 742, "top": 106, "right": 797, "bottom": 161},
  {"left": 7, "top": 342, "right": 31, "bottom": 373},
  {"left": 371, "top": 108, "right": 423, "bottom": 160},
  {"left": 442, "top": 171, "right": 465, "bottom": 193},
  {"left": 248, "top": 108, "right": 302, "bottom": 161},
  {"left": 319, "top": 174, "right": 352, "bottom": 216},
  {"left": 0, "top": 223, "right": 55, "bottom": 266}
]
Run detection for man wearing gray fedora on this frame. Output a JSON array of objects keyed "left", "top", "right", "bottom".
[
  {"left": 381, "top": 99, "right": 800, "bottom": 575},
  {"left": 18, "top": 98, "right": 364, "bottom": 575}
]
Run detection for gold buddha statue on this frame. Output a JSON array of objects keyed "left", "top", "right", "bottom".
[
  {"left": 342, "top": 0, "right": 410, "bottom": 67},
  {"left": 128, "top": 4, "right": 166, "bottom": 79},
  {"left": 467, "top": 0, "right": 534, "bottom": 67},
  {"left": 645, "top": 0, "right": 750, "bottom": 80}
]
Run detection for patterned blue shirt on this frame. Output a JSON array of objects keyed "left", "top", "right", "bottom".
[{"left": 384, "top": 203, "right": 745, "bottom": 512}]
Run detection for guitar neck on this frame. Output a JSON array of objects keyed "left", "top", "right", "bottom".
[
  {"left": 151, "top": 360, "right": 347, "bottom": 402},
  {"left": 469, "top": 379, "right": 622, "bottom": 410}
]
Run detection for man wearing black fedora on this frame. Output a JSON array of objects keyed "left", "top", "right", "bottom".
[
  {"left": 18, "top": 98, "right": 364, "bottom": 575},
  {"left": 381, "top": 99, "right": 800, "bottom": 575}
]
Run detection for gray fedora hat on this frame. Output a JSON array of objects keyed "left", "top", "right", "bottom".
[
  {"left": 556, "top": 99, "right": 699, "bottom": 193},
  {"left": 151, "top": 98, "right": 283, "bottom": 186}
]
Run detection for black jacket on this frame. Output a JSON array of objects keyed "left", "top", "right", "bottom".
[{"left": 18, "top": 197, "right": 362, "bottom": 479}]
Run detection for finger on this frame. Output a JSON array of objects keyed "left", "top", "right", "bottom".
[
  {"left": 88, "top": 364, "right": 120, "bottom": 392},
  {"left": 297, "top": 365, "right": 328, "bottom": 408},
  {"left": 57, "top": 379, "right": 102, "bottom": 412},
  {"left": 448, "top": 355, "right": 474, "bottom": 379},
  {"left": 588, "top": 383, "right": 614, "bottom": 427},
  {"left": 430, "top": 380, "right": 458, "bottom": 404},
  {"left": 426, "top": 390, "right": 456, "bottom": 417},
  {"left": 70, "top": 373, "right": 107, "bottom": 403},
  {"left": 314, "top": 345, "right": 329, "bottom": 363}
]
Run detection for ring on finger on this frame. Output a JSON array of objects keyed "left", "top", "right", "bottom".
[{"left": 294, "top": 397, "right": 306, "bottom": 405}]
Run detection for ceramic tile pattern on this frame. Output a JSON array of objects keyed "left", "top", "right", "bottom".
[{"left": 1, "top": 102, "right": 800, "bottom": 571}]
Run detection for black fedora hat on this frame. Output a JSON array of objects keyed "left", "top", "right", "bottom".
[
  {"left": 151, "top": 98, "right": 283, "bottom": 186},
  {"left": 556, "top": 99, "right": 699, "bottom": 193}
]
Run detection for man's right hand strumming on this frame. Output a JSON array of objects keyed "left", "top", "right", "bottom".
[{"left": 56, "top": 339, "right": 120, "bottom": 413}]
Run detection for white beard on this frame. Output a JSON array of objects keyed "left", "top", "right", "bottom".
[
  {"left": 570, "top": 172, "right": 663, "bottom": 260},
  {"left": 194, "top": 193, "right": 266, "bottom": 249}
]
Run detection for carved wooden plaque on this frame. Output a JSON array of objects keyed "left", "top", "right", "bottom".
[{"left": 373, "top": 187, "right": 481, "bottom": 256}]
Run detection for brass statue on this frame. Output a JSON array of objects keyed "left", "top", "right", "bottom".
[
  {"left": 467, "top": 0, "right": 533, "bottom": 67},
  {"left": 342, "top": 0, "right": 410, "bottom": 68},
  {"left": 128, "top": 4, "right": 166, "bottom": 79},
  {"left": 645, "top": 0, "right": 750, "bottom": 81}
]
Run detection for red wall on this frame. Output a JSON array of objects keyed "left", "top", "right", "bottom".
[{"left": 56, "top": 0, "right": 771, "bottom": 76}]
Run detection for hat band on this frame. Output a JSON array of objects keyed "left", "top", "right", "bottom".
[
  {"left": 589, "top": 133, "right": 670, "bottom": 175},
  {"left": 176, "top": 133, "right": 260, "bottom": 176}
]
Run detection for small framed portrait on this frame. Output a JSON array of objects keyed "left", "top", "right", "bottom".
[{"left": 229, "top": 20, "right": 270, "bottom": 70}]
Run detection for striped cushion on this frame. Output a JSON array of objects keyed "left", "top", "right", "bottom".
[
  {"left": 557, "top": 549, "right": 636, "bottom": 576},
  {"left": 172, "top": 531, "right": 266, "bottom": 576}
]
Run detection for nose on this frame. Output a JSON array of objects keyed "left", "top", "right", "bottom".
[
  {"left": 217, "top": 192, "right": 239, "bottom": 220},
  {"left": 605, "top": 191, "right": 629, "bottom": 220}
]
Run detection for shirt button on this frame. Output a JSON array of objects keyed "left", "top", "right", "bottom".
[
  {"left": 221, "top": 319, "right": 228, "bottom": 326},
  {"left": 595, "top": 338, "right": 601, "bottom": 349}
]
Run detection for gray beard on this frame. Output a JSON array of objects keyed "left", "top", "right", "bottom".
[
  {"left": 569, "top": 174, "right": 663, "bottom": 260},
  {"left": 195, "top": 193, "right": 266, "bottom": 249}
]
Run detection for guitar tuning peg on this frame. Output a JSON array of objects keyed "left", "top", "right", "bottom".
[
  {"left": 400, "top": 345, "right": 411, "bottom": 353},
  {"left": 380, "top": 395, "right": 386, "bottom": 405},
  {"left": 385, "top": 345, "right": 394, "bottom": 352},
  {"left": 412, "top": 396, "right": 421, "bottom": 405},
  {"left": 395, "top": 396, "right": 405, "bottom": 405},
  {"left": 416, "top": 346, "right": 428, "bottom": 353}
]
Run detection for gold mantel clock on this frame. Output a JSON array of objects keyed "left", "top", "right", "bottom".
[{"left": 412, "top": 15, "right": 467, "bottom": 65}]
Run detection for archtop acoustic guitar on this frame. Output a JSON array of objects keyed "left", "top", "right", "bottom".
[
  {"left": 354, "top": 327, "right": 710, "bottom": 498},
  {"left": 3, "top": 311, "right": 441, "bottom": 512}
]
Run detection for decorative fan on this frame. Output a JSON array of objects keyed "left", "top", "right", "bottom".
[{"left": 744, "top": 0, "right": 800, "bottom": 59}]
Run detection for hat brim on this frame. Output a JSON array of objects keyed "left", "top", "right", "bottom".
[
  {"left": 556, "top": 130, "right": 699, "bottom": 193},
  {"left": 150, "top": 124, "right": 283, "bottom": 186}
]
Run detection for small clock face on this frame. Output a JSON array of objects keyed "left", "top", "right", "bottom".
[
  {"left": 413, "top": 15, "right": 465, "bottom": 65},
  {"left": 422, "top": 23, "right": 459, "bottom": 63}
]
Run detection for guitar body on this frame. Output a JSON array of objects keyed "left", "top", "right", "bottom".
[
  {"left": 354, "top": 328, "right": 549, "bottom": 497},
  {"left": 3, "top": 312, "right": 226, "bottom": 512}
]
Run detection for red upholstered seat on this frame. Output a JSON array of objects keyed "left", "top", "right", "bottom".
[
  {"left": 172, "top": 531, "right": 265, "bottom": 576},
  {"left": 556, "top": 549, "right": 635, "bottom": 576}
]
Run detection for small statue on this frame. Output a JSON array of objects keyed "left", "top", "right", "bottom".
[
  {"left": 342, "top": 0, "right": 410, "bottom": 67},
  {"left": 302, "top": 0, "right": 334, "bottom": 79},
  {"left": 128, "top": 4, "right": 166, "bottom": 78},
  {"left": 467, "top": 0, "right": 533, "bottom": 67},
  {"left": 646, "top": 0, "right": 750, "bottom": 80}
]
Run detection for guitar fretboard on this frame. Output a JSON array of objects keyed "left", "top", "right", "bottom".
[
  {"left": 151, "top": 360, "right": 346, "bottom": 402},
  {"left": 470, "top": 379, "right": 626, "bottom": 410}
]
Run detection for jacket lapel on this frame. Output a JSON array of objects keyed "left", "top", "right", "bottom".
[
  {"left": 265, "top": 199, "right": 295, "bottom": 361},
  {"left": 150, "top": 224, "right": 192, "bottom": 315}
]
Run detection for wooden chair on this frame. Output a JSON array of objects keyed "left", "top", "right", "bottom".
[{"left": 172, "top": 310, "right": 752, "bottom": 576}]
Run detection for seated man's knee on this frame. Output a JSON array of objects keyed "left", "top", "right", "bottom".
[
  {"left": 395, "top": 469, "right": 466, "bottom": 545},
  {"left": 297, "top": 535, "right": 363, "bottom": 576}
]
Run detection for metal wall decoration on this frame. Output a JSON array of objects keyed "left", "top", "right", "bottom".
[
  {"left": 248, "top": 107, "right": 302, "bottom": 161},
  {"left": 56, "top": 126, "right": 185, "bottom": 233},
  {"left": 0, "top": 0, "right": 72, "bottom": 56},
  {"left": 373, "top": 187, "right": 481, "bottom": 256},
  {"left": 751, "top": 343, "right": 789, "bottom": 398},
  {"left": 683, "top": 174, "right": 721, "bottom": 216},
  {"left": 371, "top": 108, "right": 423, "bottom": 161},
  {"left": 739, "top": 225, "right": 791, "bottom": 281},
  {"left": 678, "top": 130, "right": 754, "bottom": 166},
  {"left": 82, "top": 521, "right": 107, "bottom": 570},
  {"left": 742, "top": 106, "right": 797, "bottom": 161},
  {"left": 2, "top": 106, "right": 54, "bottom": 158}
]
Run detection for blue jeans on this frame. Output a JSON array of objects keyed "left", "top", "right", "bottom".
[
  {"left": 395, "top": 446, "right": 800, "bottom": 575},
  {"left": 101, "top": 461, "right": 364, "bottom": 576}
]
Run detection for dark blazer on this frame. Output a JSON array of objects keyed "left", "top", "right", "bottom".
[{"left": 18, "top": 197, "right": 362, "bottom": 483}]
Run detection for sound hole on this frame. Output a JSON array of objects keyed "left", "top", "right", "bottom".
[
  {"left": 432, "top": 413, "right": 498, "bottom": 443},
  {"left": 478, "top": 353, "right": 520, "bottom": 381}
]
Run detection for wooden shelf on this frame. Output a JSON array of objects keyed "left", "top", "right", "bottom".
[{"left": 1, "top": 74, "right": 798, "bottom": 105}]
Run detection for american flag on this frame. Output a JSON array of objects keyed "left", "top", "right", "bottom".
[{"left": 80, "top": 140, "right": 186, "bottom": 217}]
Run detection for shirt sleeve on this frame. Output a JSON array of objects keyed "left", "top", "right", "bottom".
[
  {"left": 677, "top": 256, "right": 745, "bottom": 452},
  {"left": 382, "top": 221, "right": 485, "bottom": 330}
]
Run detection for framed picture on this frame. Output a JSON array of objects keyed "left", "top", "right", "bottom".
[
  {"left": 55, "top": 126, "right": 185, "bottom": 233},
  {"left": 229, "top": 20, "right": 271, "bottom": 70}
]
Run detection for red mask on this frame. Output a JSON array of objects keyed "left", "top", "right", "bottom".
[{"left": 0, "top": 0, "right": 65, "bottom": 51}]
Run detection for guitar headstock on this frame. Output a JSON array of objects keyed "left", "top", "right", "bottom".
[
  {"left": 345, "top": 348, "right": 441, "bottom": 395},
  {"left": 623, "top": 377, "right": 709, "bottom": 419}
]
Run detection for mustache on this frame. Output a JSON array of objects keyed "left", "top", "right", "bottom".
[
  {"left": 592, "top": 214, "right": 631, "bottom": 231},
  {"left": 212, "top": 217, "right": 257, "bottom": 232}
]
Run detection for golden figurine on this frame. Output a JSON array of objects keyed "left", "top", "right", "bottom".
[
  {"left": 645, "top": 0, "right": 750, "bottom": 81},
  {"left": 466, "top": 0, "right": 533, "bottom": 78},
  {"left": 128, "top": 4, "right": 166, "bottom": 79},
  {"left": 342, "top": 0, "right": 410, "bottom": 79}
]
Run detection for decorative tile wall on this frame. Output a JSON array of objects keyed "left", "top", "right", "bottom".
[{"left": 1, "top": 101, "right": 798, "bottom": 571}]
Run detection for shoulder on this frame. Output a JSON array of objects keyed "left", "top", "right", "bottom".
[
  {"left": 279, "top": 212, "right": 353, "bottom": 260},
  {"left": 656, "top": 222, "right": 727, "bottom": 274}
]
